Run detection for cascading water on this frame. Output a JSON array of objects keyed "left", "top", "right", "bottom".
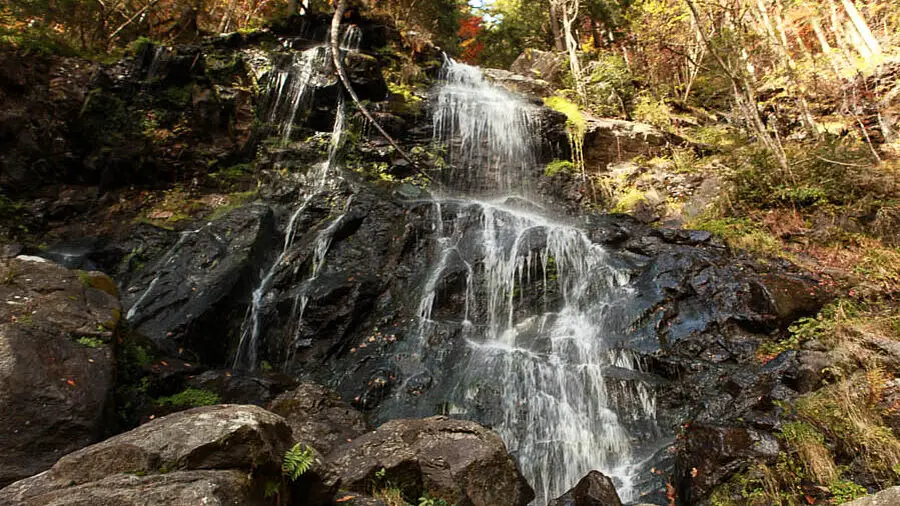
[
  {"left": 432, "top": 58, "right": 542, "bottom": 195},
  {"left": 233, "top": 25, "right": 360, "bottom": 370},
  {"left": 414, "top": 60, "right": 661, "bottom": 503},
  {"left": 266, "top": 45, "right": 330, "bottom": 143}
]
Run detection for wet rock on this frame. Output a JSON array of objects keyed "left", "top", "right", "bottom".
[
  {"left": 325, "top": 416, "right": 535, "bottom": 506},
  {"left": 548, "top": 470, "right": 622, "bottom": 506},
  {"left": 123, "top": 204, "right": 274, "bottom": 359},
  {"left": 674, "top": 424, "right": 780, "bottom": 503},
  {"left": 0, "top": 51, "right": 97, "bottom": 192},
  {"left": 0, "top": 405, "right": 293, "bottom": 504},
  {"left": 186, "top": 370, "right": 299, "bottom": 406},
  {"left": 267, "top": 382, "right": 368, "bottom": 455},
  {"left": 345, "top": 52, "right": 389, "bottom": 101},
  {"left": 0, "top": 257, "right": 119, "bottom": 487},
  {"left": 842, "top": 486, "right": 900, "bottom": 506}
]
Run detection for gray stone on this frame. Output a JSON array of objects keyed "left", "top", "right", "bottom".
[
  {"left": 510, "top": 49, "right": 567, "bottom": 86},
  {"left": 326, "top": 416, "right": 535, "bottom": 506},
  {"left": 0, "top": 470, "right": 260, "bottom": 506},
  {"left": 0, "top": 258, "right": 120, "bottom": 487},
  {"left": 842, "top": 486, "right": 900, "bottom": 506},
  {"left": 0, "top": 405, "right": 293, "bottom": 503}
]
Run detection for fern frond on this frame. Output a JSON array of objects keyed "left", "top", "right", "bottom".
[{"left": 282, "top": 443, "right": 315, "bottom": 481}]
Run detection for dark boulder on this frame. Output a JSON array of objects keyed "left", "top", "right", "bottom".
[
  {"left": 187, "top": 369, "right": 299, "bottom": 406},
  {"left": 548, "top": 470, "right": 623, "bottom": 506},
  {"left": 0, "top": 405, "right": 295, "bottom": 505},
  {"left": 673, "top": 424, "right": 780, "bottom": 503},
  {"left": 345, "top": 52, "right": 389, "bottom": 101},
  {"left": 0, "top": 257, "right": 120, "bottom": 487},
  {"left": 325, "top": 416, "right": 535, "bottom": 506},
  {"left": 267, "top": 382, "right": 368, "bottom": 455},
  {"left": 122, "top": 204, "right": 274, "bottom": 359}
]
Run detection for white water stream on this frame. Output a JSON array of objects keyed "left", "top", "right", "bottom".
[
  {"left": 419, "top": 60, "right": 658, "bottom": 503},
  {"left": 233, "top": 26, "right": 360, "bottom": 370}
]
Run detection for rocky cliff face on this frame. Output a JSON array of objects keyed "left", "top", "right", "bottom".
[{"left": 0, "top": 12, "right": 838, "bottom": 506}]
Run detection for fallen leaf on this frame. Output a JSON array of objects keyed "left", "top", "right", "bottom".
[{"left": 335, "top": 496, "right": 355, "bottom": 503}]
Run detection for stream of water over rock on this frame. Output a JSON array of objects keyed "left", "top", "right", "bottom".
[
  {"left": 232, "top": 27, "right": 359, "bottom": 371},
  {"left": 234, "top": 36, "right": 661, "bottom": 502},
  {"left": 412, "top": 59, "right": 658, "bottom": 503}
]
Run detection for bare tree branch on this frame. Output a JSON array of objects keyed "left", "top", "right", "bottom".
[{"left": 330, "top": 0, "right": 431, "bottom": 182}]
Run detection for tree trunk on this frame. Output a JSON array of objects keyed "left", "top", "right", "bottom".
[
  {"left": 841, "top": 0, "right": 881, "bottom": 57},
  {"left": 811, "top": 16, "right": 843, "bottom": 78},
  {"left": 590, "top": 18, "right": 602, "bottom": 49},
  {"left": 684, "top": 0, "right": 788, "bottom": 171},
  {"left": 549, "top": 2, "right": 566, "bottom": 51}
]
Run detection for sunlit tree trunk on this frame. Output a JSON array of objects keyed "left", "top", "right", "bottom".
[
  {"left": 841, "top": 0, "right": 881, "bottom": 56},
  {"left": 826, "top": 0, "right": 857, "bottom": 61},
  {"left": 811, "top": 15, "right": 843, "bottom": 77},
  {"left": 755, "top": 0, "right": 818, "bottom": 137},
  {"left": 552, "top": 0, "right": 586, "bottom": 102},
  {"left": 549, "top": 2, "right": 566, "bottom": 51}
]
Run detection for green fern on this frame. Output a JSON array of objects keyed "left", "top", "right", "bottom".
[{"left": 282, "top": 443, "right": 315, "bottom": 481}]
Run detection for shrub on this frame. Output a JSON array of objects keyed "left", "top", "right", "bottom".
[
  {"left": 544, "top": 160, "right": 576, "bottom": 177},
  {"left": 685, "top": 215, "right": 781, "bottom": 256},
  {"left": 154, "top": 388, "right": 220, "bottom": 407},
  {"left": 76, "top": 336, "right": 105, "bottom": 348},
  {"left": 584, "top": 52, "right": 634, "bottom": 117}
]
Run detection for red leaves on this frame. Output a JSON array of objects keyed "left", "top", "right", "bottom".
[{"left": 458, "top": 15, "right": 484, "bottom": 63}]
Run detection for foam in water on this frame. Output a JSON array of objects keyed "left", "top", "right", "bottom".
[
  {"left": 433, "top": 59, "right": 542, "bottom": 195},
  {"left": 415, "top": 61, "right": 659, "bottom": 503}
]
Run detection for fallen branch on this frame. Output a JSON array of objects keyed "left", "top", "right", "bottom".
[{"left": 329, "top": 0, "right": 431, "bottom": 182}]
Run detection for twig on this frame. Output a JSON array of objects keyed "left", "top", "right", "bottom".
[{"left": 814, "top": 156, "right": 870, "bottom": 168}]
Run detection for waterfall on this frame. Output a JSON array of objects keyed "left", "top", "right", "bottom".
[
  {"left": 266, "top": 45, "right": 330, "bottom": 144},
  {"left": 233, "top": 24, "right": 360, "bottom": 370},
  {"left": 433, "top": 58, "right": 542, "bottom": 195},
  {"left": 418, "top": 61, "right": 658, "bottom": 503}
]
